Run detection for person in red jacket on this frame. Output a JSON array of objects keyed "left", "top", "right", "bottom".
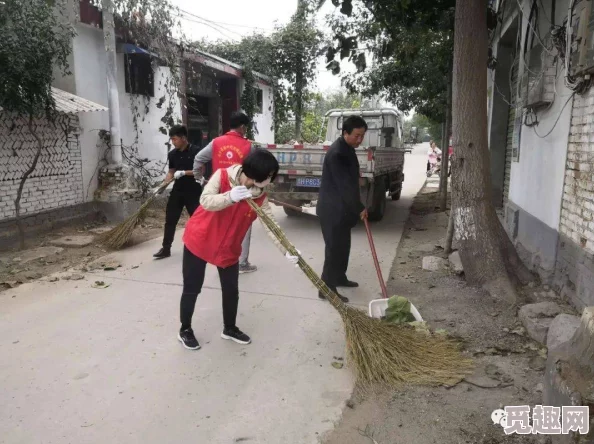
[
  {"left": 193, "top": 111, "right": 260, "bottom": 275},
  {"left": 178, "top": 149, "right": 300, "bottom": 350}
]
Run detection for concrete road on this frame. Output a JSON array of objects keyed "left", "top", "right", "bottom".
[{"left": 0, "top": 144, "right": 428, "bottom": 444}]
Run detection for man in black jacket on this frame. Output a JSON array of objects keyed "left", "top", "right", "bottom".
[
  {"left": 316, "top": 116, "right": 368, "bottom": 303},
  {"left": 153, "top": 125, "right": 202, "bottom": 259}
]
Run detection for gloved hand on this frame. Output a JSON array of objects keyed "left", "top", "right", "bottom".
[
  {"left": 285, "top": 250, "right": 301, "bottom": 266},
  {"left": 174, "top": 170, "right": 185, "bottom": 180},
  {"left": 230, "top": 185, "right": 252, "bottom": 203}
]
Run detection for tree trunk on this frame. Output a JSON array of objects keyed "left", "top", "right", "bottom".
[
  {"left": 439, "top": 76, "right": 452, "bottom": 212},
  {"left": 294, "top": 71, "right": 304, "bottom": 142},
  {"left": 14, "top": 116, "right": 44, "bottom": 250},
  {"left": 452, "top": 0, "right": 534, "bottom": 302},
  {"left": 445, "top": 205, "right": 455, "bottom": 255}
]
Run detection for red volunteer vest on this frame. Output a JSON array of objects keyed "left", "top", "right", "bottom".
[
  {"left": 182, "top": 168, "right": 266, "bottom": 268},
  {"left": 211, "top": 131, "right": 252, "bottom": 173}
]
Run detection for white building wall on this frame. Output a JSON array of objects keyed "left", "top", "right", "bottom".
[
  {"left": 507, "top": 0, "right": 572, "bottom": 230},
  {"left": 58, "top": 24, "right": 181, "bottom": 202},
  {"left": 0, "top": 114, "right": 84, "bottom": 219},
  {"left": 240, "top": 79, "right": 275, "bottom": 144}
]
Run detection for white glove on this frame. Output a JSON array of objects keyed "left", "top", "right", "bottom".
[
  {"left": 285, "top": 250, "right": 300, "bottom": 266},
  {"left": 174, "top": 170, "right": 185, "bottom": 180},
  {"left": 230, "top": 185, "right": 252, "bottom": 203}
]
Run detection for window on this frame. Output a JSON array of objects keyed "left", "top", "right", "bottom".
[
  {"left": 125, "top": 54, "right": 154, "bottom": 97},
  {"left": 256, "top": 88, "right": 263, "bottom": 114}
]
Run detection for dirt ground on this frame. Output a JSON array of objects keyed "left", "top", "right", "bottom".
[
  {"left": 0, "top": 198, "right": 187, "bottom": 292},
  {"left": 321, "top": 186, "right": 575, "bottom": 444}
]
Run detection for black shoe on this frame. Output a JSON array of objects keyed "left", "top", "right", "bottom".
[
  {"left": 319, "top": 290, "right": 349, "bottom": 303},
  {"left": 337, "top": 279, "right": 359, "bottom": 288},
  {"left": 221, "top": 326, "right": 251, "bottom": 345},
  {"left": 153, "top": 248, "right": 171, "bottom": 259},
  {"left": 178, "top": 328, "right": 200, "bottom": 350}
]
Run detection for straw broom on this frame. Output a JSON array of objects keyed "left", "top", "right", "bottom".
[
  {"left": 98, "top": 180, "right": 173, "bottom": 250},
  {"left": 248, "top": 197, "right": 474, "bottom": 387}
]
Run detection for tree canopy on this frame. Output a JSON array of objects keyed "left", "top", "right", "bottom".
[
  {"left": 200, "top": 1, "right": 324, "bottom": 140},
  {"left": 319, "top": 0, "right": 454, "bottom": 122},
  {"left": 0, "top": 0, "right": 75, "bottom": 117}
]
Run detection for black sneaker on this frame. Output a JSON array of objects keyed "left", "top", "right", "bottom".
[
  {"left": 318, "top": 290, "right": 349, "bottom": 303},
  {"left": 239, "top": 263, "right": 257, "bottom": 274},
  {"left": 178, "top": 328, "right": 200, "bottom": 350},
  {"left": 153, "top": 248, "right": 171, "bottom": 259},
  {"left": 221, "top": 326, "right": 251, "bottom": 345},
  {"left": 337, "top": 279, "right": 359, "bottom": 288}
]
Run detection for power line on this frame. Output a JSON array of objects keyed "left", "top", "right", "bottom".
[{"left": 178, "top": 8, "right": 274, "bottom": 32}]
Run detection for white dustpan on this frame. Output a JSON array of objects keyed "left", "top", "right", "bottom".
[{"left": 368, "top": 298, "right": 424, "bottom": 322}]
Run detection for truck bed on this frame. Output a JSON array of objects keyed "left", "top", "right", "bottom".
[{"left": 264, "top": 143, "right": 405, "bottom": 177}]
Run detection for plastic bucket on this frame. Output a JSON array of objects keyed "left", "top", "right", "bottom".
[{"left": 368, "top": 298, "right": 423, "bottom": 322}]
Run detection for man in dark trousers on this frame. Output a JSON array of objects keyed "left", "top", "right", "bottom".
[
  {"left": 316, "top": 116, "right": 368, "bottom": 303},
  {"left": 153, "top": 125, "right": 202, "bottom": 259}
]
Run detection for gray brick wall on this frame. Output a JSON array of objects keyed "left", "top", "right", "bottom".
[
  {"left": 0, "top": 113, "right": 84, "bottom": 220},
  {"left": 555, "top": 88, "right": 594, "bottom": 308}
]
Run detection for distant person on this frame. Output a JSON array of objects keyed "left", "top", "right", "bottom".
[
  {"left": 193, "top": 111, "right": 260, "bottom": 275},
  {"left": 316, "top": 116, "right": 369, "bottom": 304},
  {"left": 153, "top": 125, "right": 202, "bottom": 260},
  {"left": 178, "top": 150, "right": 299, "bottom": 350},
  {"left": 427, "top": 141, "right": 442, "bottom": 172}
]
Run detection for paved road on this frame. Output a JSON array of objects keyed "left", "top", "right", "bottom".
[{"left": 0, "top": 144, "right": 428, "bottom": 444}]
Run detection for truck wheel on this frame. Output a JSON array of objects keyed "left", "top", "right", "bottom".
[
  {"left": 368, "top": 181, "right": 386, "bottom": 222},
  {"left": 283, "top": 200, "right": 303, "bottom": 217}
]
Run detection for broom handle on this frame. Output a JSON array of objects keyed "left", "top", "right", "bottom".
[
  {"left": 364, "top": 218, "right": 389, "bottom": 299},
  {"left": 269, "top": 198, "right": 304, "bottom": 213}
]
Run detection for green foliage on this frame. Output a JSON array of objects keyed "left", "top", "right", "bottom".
[
  {"left": 240, "top": 65, "right": 257, "bottom": 140},
  {"left": 318, "top": 0, "right": 455, "bottom": 122},
  {"left": 403, "top": 113, "right": 442, "bottom": 145},
  {"left": 276, "top": 90, "right": 370, "bottom": 143},
  {"left": 0, "top": 0, "right": 75, "bottom": 117},
  {"left": 200, "top": 1, "right": 324, "bottom": 140}
]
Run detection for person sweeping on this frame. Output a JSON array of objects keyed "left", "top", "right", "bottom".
[{"left": 178, "top": 149, "right": 300, "bottom": 350}]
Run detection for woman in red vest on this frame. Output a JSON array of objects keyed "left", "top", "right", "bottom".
[{"left": 178, "top": 149, "right": 300, "bottom": 350}]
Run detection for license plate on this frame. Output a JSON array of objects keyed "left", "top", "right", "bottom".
[{"left": 296, "top": 177, "right": 321, "bottom": 188}]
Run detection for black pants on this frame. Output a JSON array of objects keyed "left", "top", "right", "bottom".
[
  {"left": 163, "top": 186, "right": 201, "bottom": 249},
  {"left": 320, "top": 219, "right": 352, "bottom": 291},
  {"left": 180, "top": 247, "right": 239, "bottom": 331}
]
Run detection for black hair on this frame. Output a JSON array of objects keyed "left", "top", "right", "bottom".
[
  {"left": 230, "top": 111, "right": 250, "bottom": 130},
  {"left": 342, "top": 116, "right": 368, "bottom": 135},
  {"left": 242, "top": 149, "right": 279, "bottom": 183},
  {"left": 169, "top": 125, "right": 188, "bottom": 138}
]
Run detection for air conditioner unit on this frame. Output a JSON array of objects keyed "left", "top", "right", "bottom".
[{"left": 520, "top": 44, "right": 556, "bottom": 109}]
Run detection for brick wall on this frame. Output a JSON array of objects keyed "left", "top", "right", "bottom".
[
  {"left": 0, "top": 113, "right": 85, "bottom": 220},
  {"left": 556, "top": 89, "right": 594, "bottom": 308}
]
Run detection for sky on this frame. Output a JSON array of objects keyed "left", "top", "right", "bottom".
[{"left": 170, "top": 0, "right": 348, "bottom": 92}]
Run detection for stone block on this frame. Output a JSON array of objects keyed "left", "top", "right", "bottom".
[
  {"left": 518, "top": 302, "right": 563, "bottom": 345},
  {"left": 49, "top": 235, "right": 95, "bottom": 248},
  {"left": 547, "top": 314, "right": 581, "bottom": 352},
  {"left": 422, "top": 256, "right": 447, "bottom": 272},
  {"left": 448, "top": 251, "right": 464, "bottom": 275}
]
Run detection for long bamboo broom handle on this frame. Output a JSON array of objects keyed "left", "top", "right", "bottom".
[
  {"left": 364, "top": 218, "right": 389, "bottom": 299},
  {"left": 268, "top": 198, "right": 304, "bottom": 213},
  {"left": 230, "top": 178, "right": 347, "bottom": 310}
]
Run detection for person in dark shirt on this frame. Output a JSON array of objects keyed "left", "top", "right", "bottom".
[
  {"left": 153, "top": 125, "right": 202, "bottom": 259},
  {"left": 316, "top": 116, "right": 369, "bottom": 303}
]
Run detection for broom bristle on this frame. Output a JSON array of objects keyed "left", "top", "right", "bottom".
[
  {"left": 245, "top": 195, "right": 474, "bottom": 387},
  {"left": 98, "top": 195, "right": 156, "bottom": 249}
]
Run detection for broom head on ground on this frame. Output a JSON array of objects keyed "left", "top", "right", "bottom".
[
  {"left": 248, "top": 195, "right": 474, "bottom": 387},
  {"left": 98, "top": 180, "right": 173, "bottom": 250}
]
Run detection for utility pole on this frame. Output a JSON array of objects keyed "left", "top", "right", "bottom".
[{"left": 102, "top": 0, "right": 122, "bottom": 165}]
